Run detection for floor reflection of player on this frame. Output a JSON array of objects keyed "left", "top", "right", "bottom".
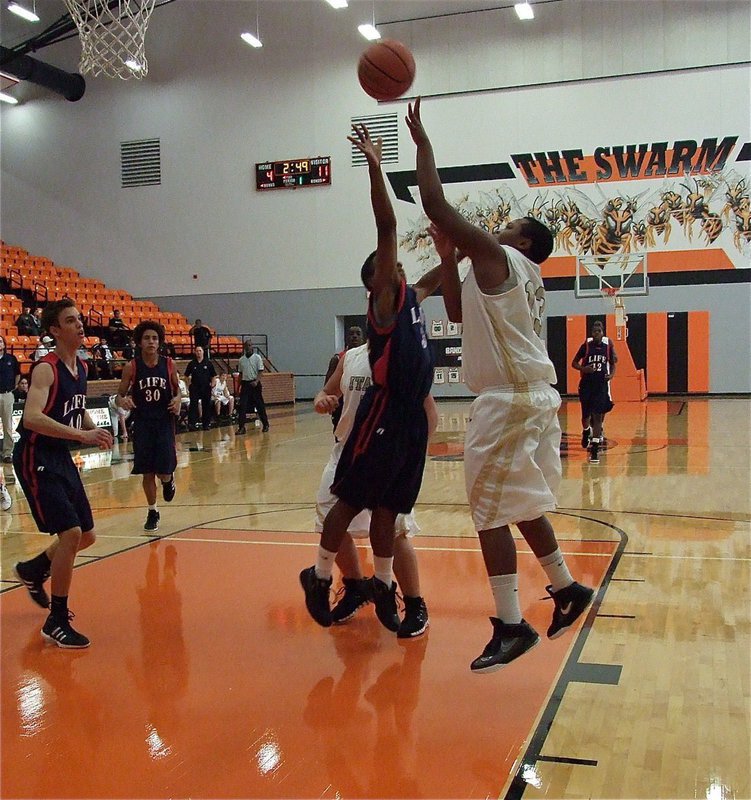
[
  {"left": 126, "top": 543, "right": 188, "bottom": 746},
  {"left": 18, "top": 636, "right": 105, "bottom": 796},
  {"left": 362, "top": 639, "right": 426, "bottom": 797},
  {"left": 303, "top": 628, "right": 377, "bottom": 797}
]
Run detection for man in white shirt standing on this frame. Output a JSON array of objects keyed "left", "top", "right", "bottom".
[
  {"left": 407, "top": 98, "right": 595, "bottom": 673},
  {"left": 236, "top": 339, "right": 268, "bottom": 434}
]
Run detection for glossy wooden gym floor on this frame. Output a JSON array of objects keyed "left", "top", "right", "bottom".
[{"left": 1, "top": 397, "right": 749, "bottom": 800}]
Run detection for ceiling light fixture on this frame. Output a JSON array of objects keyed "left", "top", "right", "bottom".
[
  {"left": 8, "top": 1, "right": 39, "bottom": 22},
  {"left": 241, "top": 1, "right": 262, "bottom": 49},
  {"left": 359, "top": 0, "right": 380, "bottom": 40},
  {"left": 358, "top": 24, "right": 380, "bottom": 41},
  {"left": 324, "top": 0, "right": 348, "bottom": 8},
  {"left": 514, "top": 2, "right": 534, "bottom": 20},
  {"left": 0, "top": 91, "right": 19, "bottom": 104}
]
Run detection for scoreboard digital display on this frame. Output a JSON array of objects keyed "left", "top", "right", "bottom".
[{"left": 255, "top": 157, "right": 332, "bottom": 190}]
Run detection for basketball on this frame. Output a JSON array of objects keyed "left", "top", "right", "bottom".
[{"left": 357, "top": 39, "right": 415, "bottom": 101}]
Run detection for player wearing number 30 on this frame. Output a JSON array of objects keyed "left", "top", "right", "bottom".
[{"left": 117, "top": 321, "right": 181, "bottom": 533}]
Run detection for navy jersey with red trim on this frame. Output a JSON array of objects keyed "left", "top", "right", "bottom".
[
  {"left": 575, "top": 337, "right": 615, "bottom": 386},
  {"left": 17, "top": 353, "right": 88, "bottom": 450},
  {"left": 367, "top": 280, "right": 432, "bottom": 407},
  {"left": 130, "top": 356, "right": 173, "bottom": 420}
]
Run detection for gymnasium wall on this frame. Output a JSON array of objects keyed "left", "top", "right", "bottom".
[{"left": 0, "top": 0, "right": 749, "bottom": 396}]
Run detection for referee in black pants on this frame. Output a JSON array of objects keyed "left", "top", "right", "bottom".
[{"left": 236, "top": 339, "right": 269, "bottom": 434}]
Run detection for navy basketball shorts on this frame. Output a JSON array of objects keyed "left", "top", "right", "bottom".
[
  {"left": 14, "top": 445, "right": 94, "bottom": 535},
  {"left": 131, "top": 416, "right": 177, "bottom": 476},
  {"left": 579, "top": 381, "right": 615, "bottom": 417},
  {"left": 332, "top": 393, "right": 429, "bottom": 515}
]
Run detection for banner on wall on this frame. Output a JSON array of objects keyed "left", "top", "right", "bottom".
[{"left": 393, "top": 134, "right": 751, "bottom": 279}]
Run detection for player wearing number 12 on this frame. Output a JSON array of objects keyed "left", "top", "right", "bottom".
[{"left": 117, "top": 321, "right": 181, "bottom": 533}]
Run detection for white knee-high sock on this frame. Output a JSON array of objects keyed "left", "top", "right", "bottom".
[
  {"left": 315, "top": 546, "right": 337, "bottom": 580},
  {"left": 489, "top": 573, "right": 522, "bottom": 624},
  {"left": 539, "top": 548, "right": 574, "bottom": 592}
]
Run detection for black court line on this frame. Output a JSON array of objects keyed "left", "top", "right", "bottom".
[
  {"left": 537, "top": 755, "right": 598, "bottom": 767},
  {"left": 597, "top": 613, "right": 637, "bottom": 620},
  {"left": 0, "top": 505, "right": 311, "bottom": 597},
  {"left": 557, "top": 506, "right": 750, "bottom": 523},
  {"left": 622, "top": 551, "right": 653, "bottom": 556},
  {"left": 610, "top": 578, "right": 645, "bottom": 582},
  {"left": 505, "top": 513, "right": 628, "bottom": 800}
]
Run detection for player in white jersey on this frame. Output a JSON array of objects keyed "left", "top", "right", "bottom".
[
  {"left": 407, "top": 97, "right": 595, "bottom": 672},
  {"left": 314, "top": 342, "right": 437, "bottom": 638}
]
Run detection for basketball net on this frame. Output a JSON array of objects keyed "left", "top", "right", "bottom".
[
  {"left": 603, "top": 287, "right": 628, "bottom": 340},
  {"left": 63, "top": 0, "right": 156, "bottom": 79}
]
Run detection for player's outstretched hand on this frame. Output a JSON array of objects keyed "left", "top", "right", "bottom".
[
  {"left": 314, "top": 393, "right": 340, "bottom": 415},
  {"left": 81, "top": 427, "right": 114, "bottom": 450},
  {"left": 428, "top": 223, "right": 455, "bottom": 261},
  {"left": 168, "top": 396, "right": 181, "bottom": 415},
  {"left": 348, "top": 123, "right": 382, "bottom": 167},
  {"left": 405, "top": 97, "right": 428, "bottom": 146}
]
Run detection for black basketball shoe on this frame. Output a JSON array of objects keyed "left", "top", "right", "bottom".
[
  {"left": 470, "top": 618, "right": 540, "bottom": 673},
  {"left": 581, "top": 427, "right": 592, "bottom": 449},
  {"left": 41, "top": 614, "right": 90, "bottom": 649},
  {"left": 162, "top": 478, "right": 176, "bottom": 503},
  {"left": 370, "top": 577, "right": 399, "bottom": 632},
  {"left": 144, "top": 509, "right": 160, "bottom": 532},
  {"left": 397, "top": 596, "right": 429, "bottom": 639},
  {"left": 14, "top": 561, "right": 50, "bottom": 609},
  {"left": 589, "top": 438, "right": 600, "bottom": 464},
  {"left": 331, "top": 577, "right": 372, "bottom": 624},
  {"left": 299, "top": 566, "right": 333, "bottom": 627},
  {"left": 546, "top": 581, "right": 595, "bottom": 639}
]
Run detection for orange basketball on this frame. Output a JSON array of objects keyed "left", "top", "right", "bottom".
[{"left": 357, "top": 39, "right": 415, "bottom": 101}]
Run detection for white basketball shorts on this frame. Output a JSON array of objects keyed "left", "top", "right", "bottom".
[{"left": 464, "top": 383, "right": 562, "bottom": 531}]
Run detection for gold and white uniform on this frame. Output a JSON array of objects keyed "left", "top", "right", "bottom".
[
  {"left": 315, "top": 344, "right": 419, "bottom": 537},
  {"left": 461, "top": 245, "right": 562, "bottom": 530}
]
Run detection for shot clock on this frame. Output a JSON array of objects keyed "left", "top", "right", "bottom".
[{"left": 255, "top": 157, "right": 332, "bottom": 190}]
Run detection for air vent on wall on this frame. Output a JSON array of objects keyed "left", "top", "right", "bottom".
[
  {"left": 120, "top": 138, "right": 161, "bottom": 187},
  {"left": 350, "top": 113, "right": 398, "bottom": 166}
]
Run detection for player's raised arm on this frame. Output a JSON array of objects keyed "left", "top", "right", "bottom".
[
  {"left": 428, "top": 223, "right": 462, "bottom": 322},
  {"left": 406, "top": 98, "right": 509, "bottom": 291},
  {"left": 348, "top": 123, "right": 400, "bottom": 323}
]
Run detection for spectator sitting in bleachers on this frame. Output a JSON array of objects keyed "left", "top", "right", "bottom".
[
  {"left": 91, "top": 338, "right": 114, "bottom": 380},
  {"left": 13, "top": 377, "right": 29, "bottom": 404},
  {"left": 212, "top": 372, "right": 235, "bottom": 420},
  {"left": 33, "top": 336, "right": 53, "bottom": 362},
  {"left": 32, "top": 307, "right": 43, "bottom": 333},
  {"left": 108, "top": 309, "right": 130, "bottom": 349},
  {"left": 16, "top": 307, "right": 40, "bottom": 336},
  {"left": 176, "top": 370, "right": 190, "bottom": 431},
  {"left": 108, "top": 393, "right": 130, "bottom": 441},
  {"left": 160, "top": 340, "right": 177, "bottom": 359},
  {"left": 122, "top": 335, "right": 136, "bottom": 361},
  {"left": 76, "top": 341, "right": 95, "bottom": 378}
]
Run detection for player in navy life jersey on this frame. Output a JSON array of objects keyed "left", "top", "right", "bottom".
[
  {"left": 117, "top": 321, "right": 181, "bottom": 533},
  {"left": 572, "top": 320, "right": 618, "bottom": 464},
  {"left": 300, "top": 122, "right": 448, "bottom": 633},
  {"left": 13, "top": 299, "right": 114, "bottom": 649}
]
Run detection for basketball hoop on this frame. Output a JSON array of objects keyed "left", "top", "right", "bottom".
[
  {"left": 63, "top": 0, "right": 156, "bottom": 80},
  {"left": 601, "top": 286, "right": 629, "bottom": 339}
]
